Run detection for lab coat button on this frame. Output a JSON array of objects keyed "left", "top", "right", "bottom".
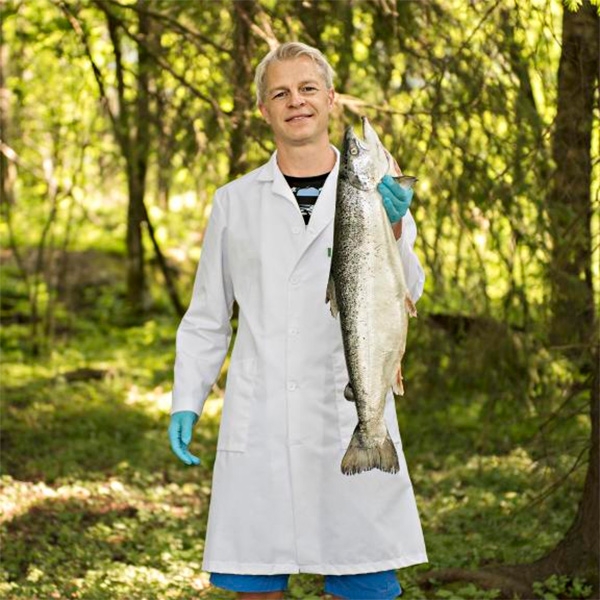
[
  {"left": 292, "top": 226, "right": 301, "bottom": 235},
  {"left": 290, "top": 277, "right": 300, "bottom": 286},
  {"left": 289, "top": 328, "right": 299, "bottom": 336},
  {"left": 287, "top": 381, "right": 297, "bottom": 391}
]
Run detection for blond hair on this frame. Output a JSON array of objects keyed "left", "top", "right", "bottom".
[{"left": 254, "top": 42, "right": 336, "bottom": 105}]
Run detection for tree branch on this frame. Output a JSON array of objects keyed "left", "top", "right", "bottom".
[
  {"left": 52, "top": 0, "right": 126, "bottom": 151},
  {"left": 102, "top": 0, "right": 231, "bottom": 55},
  {"left": 92, "top": 0, "right": 228, "bottom": 131}
]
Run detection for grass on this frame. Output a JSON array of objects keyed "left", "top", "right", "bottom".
[{"left": 0, "top": 274, "right": 592, "bottom": 599}]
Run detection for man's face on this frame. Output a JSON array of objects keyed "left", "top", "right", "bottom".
[{"left": 259, "top": 56, "right": 335, "bottom": 148}]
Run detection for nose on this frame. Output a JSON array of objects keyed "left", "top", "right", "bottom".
[{"left": 288, "top": 89, "right": 306, "bottom": 107}]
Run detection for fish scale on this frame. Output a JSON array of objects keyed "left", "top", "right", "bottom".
[{"left": 327, "top": 117, "right": 417, "bottom": 476}]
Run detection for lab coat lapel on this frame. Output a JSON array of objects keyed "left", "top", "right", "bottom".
[
  {"left": 258, "top": 152, "right": 306, "bottom": 263},
  {"left": 304, "top": 151, "right": 339, "bottom": 240},
  {"left": 258, "top": 152, "right": 301, "bottom": 210},
  {"left": 258, "top": 148, "right": 340, "bottom": 269},
  {"left": 294, "top": 148, "right": 339, "bottom": 266}
]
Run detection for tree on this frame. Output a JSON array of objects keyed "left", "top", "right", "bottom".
[
  {"left": 419, "top": 1, "right": 599, "bottom": 595},
  {"left": 102, "top": 0, "right": 151, "bottom": 315},
  {"left": 540, "top": 0, "right": 599, "bottom": 586},
  {"left": 229, "top": 0, "right": 259, "bottom": 179}
]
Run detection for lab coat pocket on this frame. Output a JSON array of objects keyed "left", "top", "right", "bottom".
[
  {"left": 217, "top": 358, "right": 257, "bottom": 452},
  {"left": 332, "top": 352, "right": 358, "bottom": 452}
]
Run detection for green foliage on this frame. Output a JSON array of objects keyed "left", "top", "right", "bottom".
[
  {"left": 533, "top": 575, "right": 594, "bottom": 599},
  {"left": 1, "top": 0, "right": 598, "bottom": 598},
  {"left": 564, "top": 0, "right": 584, "bottom": 9},
  {"left": 287, "top": 574, "right": 323, "bottom": 599},
  {"left": 0, "top": 276, "right": 590, "bottom": 598},
  {"left": 435, "top": 582, "right": 501, "bottom": 599},
  {"left": 563, "top": 0, "right": 600, "bottom": 11},
  {"left": 0, "top": 472, "right": 214, "bottom": 599},
  {"left": 5, "top": 0, "right": 598, "bottom": 330}
]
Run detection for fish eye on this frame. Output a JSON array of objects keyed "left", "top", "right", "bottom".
[{"left": 349, "top": 146, "right": 359, "bottom": 156}]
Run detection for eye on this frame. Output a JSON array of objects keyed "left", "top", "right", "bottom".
[
  {"left": 302, "top": 86, "right": 318, "bottom": 93},
  {"left": 349, "top": 146, "right": 359, "bottom": 156},
  {"left": 272, "top": 91, "right": 286, "bottom": 99}
]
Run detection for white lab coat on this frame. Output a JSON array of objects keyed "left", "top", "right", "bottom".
[{"left": 172, "top": 148, "right": 428, "bottom": 575}]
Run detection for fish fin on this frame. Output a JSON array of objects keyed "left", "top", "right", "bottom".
[
  {"left": 383, "top": 148, "right": 403, "bottom": 177},
  {"left": 392, "top": 366, "right": 404, "bottom": 396},
  {"left": 326, "top": 274, "right": 338, "bottom": 318},
  {"left": 390, "top": 293, "right": 415, "bottom": 397},
  {"left": 344, "top": 382, "right": 355, "bottom": 402},
  {"left": 392, "top": 175, "right": 418, "bottom": 190},
  {"left": 341, "top": 425, "right": 400, "bottom": 475}
]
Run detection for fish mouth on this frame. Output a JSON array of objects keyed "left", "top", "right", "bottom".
[
  {"left": 360, "top": 116, "right": 369, "bottom": 136},
  {"left": 361, "top": 116, "right": 379, "bottom": 150},
  {"left": 343, "top": 125, "right": 368, "bottom": 150}
]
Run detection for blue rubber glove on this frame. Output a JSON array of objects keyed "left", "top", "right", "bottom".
[
  {"left": 169, "top": 411, "right": 201, "bottom": 466},
  {"left": 378, "top": 174, "right": 414, "bottom": 223}
]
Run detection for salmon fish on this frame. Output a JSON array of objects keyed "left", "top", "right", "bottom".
[{"left": 327, "top": 117, "right": 417, "bottom": 476}]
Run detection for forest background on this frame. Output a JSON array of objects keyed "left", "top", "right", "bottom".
[{"left": 1, "top": 0, "right": 599, "bottom": 599}]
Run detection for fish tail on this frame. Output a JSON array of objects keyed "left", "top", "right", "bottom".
[{"left": 341, "top": 426, "right": 400, "bottom": 475}]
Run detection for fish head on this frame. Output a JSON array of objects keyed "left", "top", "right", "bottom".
[
  {"left": 362, "top": 117, "right": 389, "bottom": 179},
  {"left": 340, "top": 125, "right": 379, "bottom": 192}
]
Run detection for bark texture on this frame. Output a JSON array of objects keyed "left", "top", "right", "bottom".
[{"left": 229, "top": 0, "right": 258, "bottom": 180}]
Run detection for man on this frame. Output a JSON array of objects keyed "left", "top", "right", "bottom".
[{"left": 169, "top": 42, "right": 427, "bottom": 600}]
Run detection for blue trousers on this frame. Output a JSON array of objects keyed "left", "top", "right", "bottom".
[{"left": 210, "top": 571, "right": 402, "bottom": 599}]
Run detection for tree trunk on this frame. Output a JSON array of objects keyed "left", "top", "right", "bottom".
[
  {"left": 337, "top": 1, "right": 355, "bottom": 93},
  {"left": 229, "top": 0, "right": 258, "bottom": 180},
  {"left": 419, "top": 3, "right": 599, "bottom": 596},
  {"left": 0, "top": 30, "right": 15, "bottom": 208},
  {"left": 125, "top": 168, "right": 146, "bottom": 315},
  {"left": 295, "top": 0, "right": 325, "bottom": 48},
  {"left": 107, "top": 3, "right": 151, "bottom": 316},
  {"left": 540, "top": 0, "right": 599, "bottom": 588},
  {"left": 548, "top": 3, "right": 598, "bottom": 349}
]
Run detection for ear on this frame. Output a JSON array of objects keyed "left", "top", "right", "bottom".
[
  {"left": 258, "top": 103, "right": 270, "bottom": 124},
  {"left": 327, "top": 88, "right": 336, "bottom": 109}
]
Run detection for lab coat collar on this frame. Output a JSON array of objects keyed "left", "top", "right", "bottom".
[
  {"left": 257, "top": 147, "right": 340, "bottom": 268},
  {"left": 257, "top": 146, "right": 339, "bottom": 181},
  {"left": 258, "top": 151, "right": 297, "bottom": 207},
  {"left": 304, "top": 147, "right": 339, "bottom": 238},
  {"left": 257, "top": 146, "right": 340, "bottom": 226}
]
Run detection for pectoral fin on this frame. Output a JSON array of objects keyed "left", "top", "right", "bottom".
[
  {"left": 391, "top": 294, "right": 416, "bottom": 396},
  {"left": 344, "top": 382, "right": 355, "bottom": 402},
  {"left": 392, "top": 365, "right": 405, "bottom": 396},
  {"left": 405, "top": 296, "right": 417, "bottom": 318},
  {"left": 326, "top": 274, "right": 339, "bottom": 318}
]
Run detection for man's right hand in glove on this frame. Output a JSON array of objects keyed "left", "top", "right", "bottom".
[{"left": 169, "top": 411, "right": 201, "bottom": 466}]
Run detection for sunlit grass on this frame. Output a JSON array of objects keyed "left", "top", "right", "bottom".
[{"left": 0, "top": 281, "right": 590, "bottom": 599}]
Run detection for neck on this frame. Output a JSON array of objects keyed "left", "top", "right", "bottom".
[{"left": 275, "top": 139, "right": 336, "bottom": 177}]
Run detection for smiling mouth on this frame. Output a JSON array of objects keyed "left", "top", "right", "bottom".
[{"left": 286, "top": 114, "right": 313, "bottom": 122}]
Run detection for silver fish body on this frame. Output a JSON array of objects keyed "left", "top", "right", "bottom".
[{"left": 328, "top": 117, "right": 417, "bottom": 476}]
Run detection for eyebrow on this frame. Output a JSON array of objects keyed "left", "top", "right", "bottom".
[{"left": 268, "top": 80, "right": 321, "bottom": 94}]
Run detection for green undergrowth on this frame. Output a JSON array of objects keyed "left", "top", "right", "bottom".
[{"left": 0, "top": 260, "right": 591, "bottom": 599}]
